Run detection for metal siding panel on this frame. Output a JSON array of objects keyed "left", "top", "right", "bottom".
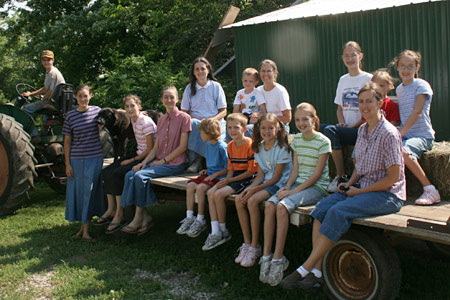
[{"left": 234, "top": 1, "right": 449, "bottom": 139}]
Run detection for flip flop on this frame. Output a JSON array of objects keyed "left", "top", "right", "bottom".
[
  {"left": 72, "top": 232, "right": 82, "bottom": 239},
  {"left": 82, "top": 236, "right": 96, "bottom": 243},
  {"left": 93, "top": 216, "right": 112, "bottom": 226},
  {"left": 120, "top": 225, "right": 140, "bottom": 235},
  {"left": 105, "top": 221, "right": 126, "bottom": 234},
  {"left": 137, "top": 221, "right": 154, "bottom": 236}
]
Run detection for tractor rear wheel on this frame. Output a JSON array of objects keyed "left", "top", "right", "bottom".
[{"left": 0, "top": 113, "right": 36, "bottom": 215}]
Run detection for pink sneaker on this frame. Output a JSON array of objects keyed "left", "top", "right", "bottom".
[
  {"left": 415, "top": 189, "right": 441, "bottom": 205},
  {"left": 235, "top": 243, "right": 250, "bottom": 264},
  {"left": 240, "top": 246, "right": 262, "bottom": 267}
]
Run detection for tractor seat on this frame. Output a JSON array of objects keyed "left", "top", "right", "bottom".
[{"left": 49, "top": 83, "right": 75, "bottom": 116}]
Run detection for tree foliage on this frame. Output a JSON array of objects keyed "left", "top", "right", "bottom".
[{"left": 0, "top": 0, "right": 292, "bottom": 108}]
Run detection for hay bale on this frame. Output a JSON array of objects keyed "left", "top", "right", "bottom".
[
  {"left": 327, "top": 146, "right": 355, "bottom": 179},
  {"left": 416, "top": 141, "right": 450, "bottom": 199}
]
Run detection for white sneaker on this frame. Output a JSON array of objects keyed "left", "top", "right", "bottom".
[
  {"left": 176, "top": 217, "right": 195, "bottom": 234},
  {"left": 327, "top": 176, "right": 340, "bottom": 193},
  {"left": 259, "top": 255, "right": 273, "bottom": 283},
  {"left": 327, "top": 175, "right": 349, "bottom": 193},
  {"left": 187, "top": 157, "right": 203, "bottom": 173},
  {"left": 186, "top": 219, "right": 207, "bottom": 238},
  {"left": 267, "top": 257, "right": 290, "bottom": 286},
  {"left": 201, "top": 230, "right": 231, "bottom": 251},
  {"left": 240, "top": 246, "right": 262, "bottom": 267},
  {"left": 415, "top": 188, "right": 441, "bottom": 205},
  {"left": 235, "top": 243, "right": 250, "bottom": 264}
]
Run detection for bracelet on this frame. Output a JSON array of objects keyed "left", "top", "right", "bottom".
[{"left": 163, "top": 157, "right": 167, "bottom": 163}]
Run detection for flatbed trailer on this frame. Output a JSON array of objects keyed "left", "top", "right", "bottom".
[{"left": 147, "top": 172, "right": 450, "bottom": 300}]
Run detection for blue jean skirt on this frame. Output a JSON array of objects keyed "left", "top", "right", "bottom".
[{"left": 66, "top": 156, "right": 105, "bottom": 223}]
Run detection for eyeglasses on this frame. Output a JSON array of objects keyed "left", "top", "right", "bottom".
[
  {"left": 397, "top": 65, "right": 416, "bottom": 71},
  {"left": 342, "top": 54, "right": 358, "bottom": 59}
]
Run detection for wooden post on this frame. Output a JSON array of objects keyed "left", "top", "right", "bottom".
[{"left": 204, "top": 5, "right": 240, "bottom": 63}]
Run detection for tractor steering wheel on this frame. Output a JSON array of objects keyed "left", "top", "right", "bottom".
[{"left": 16, "top": 83, "right": 41, "bottom": 101}]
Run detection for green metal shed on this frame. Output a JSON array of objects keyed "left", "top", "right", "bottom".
[{"left": 225, "top": 0, "right": 449, "bottom": 140}]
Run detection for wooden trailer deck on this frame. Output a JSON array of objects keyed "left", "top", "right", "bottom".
[{"left": 149, "top": 173, "right": 450, "bottom": 246}]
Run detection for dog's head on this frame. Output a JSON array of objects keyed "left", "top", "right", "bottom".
[
  {"left": 97, "top": 108, "right": 116, "bottom": 131},
  {"left": 145, "top": 109, "right": 163, "bottom": 125}
]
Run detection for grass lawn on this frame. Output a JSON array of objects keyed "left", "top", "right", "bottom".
[{"left": 0, "top": 181, "right": 449, "bottom": 299}]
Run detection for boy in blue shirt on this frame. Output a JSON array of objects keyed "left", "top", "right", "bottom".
[{"left": 176, "top": 118, "right": 228, "bottom": 237}]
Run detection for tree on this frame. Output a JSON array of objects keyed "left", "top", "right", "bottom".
[{"left": 0, "top": 0, "right": 293, "bottom": 108}]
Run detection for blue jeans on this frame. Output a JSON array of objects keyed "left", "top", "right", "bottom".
[
  {"left": 22, "top": 100, "right": 54, "bottom": 136},
  {"left": 120, "top": 162, "right": 185, "bottom": 208},
  {"left": 320, "top": 123, "right": 358, "bottom": 150},
  {"left": 267, "top": 185, "right": 326, "bottom": 214},
  {"left": 188, "top": 118, "right": 226, "bottom": 160},
  {"left": 311, "top": 191, "right": 403, "bottom": 242}
]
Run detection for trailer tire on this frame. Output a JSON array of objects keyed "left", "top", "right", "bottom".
[
  {"left": 323, "top": 227, "right": 401, "bottom": 300},
  {"left": 0, "top": 114, "right": 36, "bottom": 215}
]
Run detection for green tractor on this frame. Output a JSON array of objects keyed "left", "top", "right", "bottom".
[{"left": 0, "top": 83, "right": 112, "bottom": 215}]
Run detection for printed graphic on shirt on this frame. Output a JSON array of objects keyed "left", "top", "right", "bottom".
[{"left": 342, "top": 87, "right": 360, "bottom": 109}]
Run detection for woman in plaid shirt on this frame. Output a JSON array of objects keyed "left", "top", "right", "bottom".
[{"left": 280, "top": 82, "right": 406, "bottom": 291}]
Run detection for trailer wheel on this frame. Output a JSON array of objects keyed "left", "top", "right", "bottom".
[
  {"left": 0, "top": 114, "right": 36, "bottom": 215},
  {"left": 323, "top": 228, "right": 401, "bottom": 300}
]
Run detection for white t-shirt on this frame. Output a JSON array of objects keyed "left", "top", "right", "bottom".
[
  {"left": 334, "top": 72, "right": 372, "bottom": 127},
  {"left": 257, "top": 83, "right": 291, "bottom": 117},
  {"left": 233, "top": 88, "right": 266, "bottom": 114}
]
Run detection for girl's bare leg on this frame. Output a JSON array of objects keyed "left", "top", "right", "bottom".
[
  {"left": 273, "top": 204, "right": 290, "bottom": 260},
  {"left": 235, "top": 197, "right": 251, "bottom": 244},
  {"left": 248, "top": 190, "right": 270, "bottom": 248},
  {"left": 263, "top": 202, "right": 276, "bottom": 257}
]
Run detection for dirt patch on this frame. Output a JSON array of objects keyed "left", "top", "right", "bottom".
[
  {"left": 17, "top": 270, "right": 54, "bottom": 300},
  {"left": 133, "top": 268, "right": 218, "bottom": 299}
]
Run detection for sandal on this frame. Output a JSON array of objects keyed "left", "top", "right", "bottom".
[
  {"left": 120, "top": 225, "right": 140, "bottom": 235},
  {"left": 82, "top": 236, "right": 96, "bottom": 243},
  {"left": 72, "top": 231, "right": 82, "bottom": 239},
  {"left": 137, "top": 221, "right": 154, "bottom": 236},
  {"left": 93, "top": 216, "right": 112, "bottom": 226},
  {"left": 105, "top": 221, "right": 126, "bottom": 234}
]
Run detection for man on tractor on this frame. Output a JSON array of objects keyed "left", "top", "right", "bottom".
[{"left": 20, "top": 50, "right": 65, "bottom": 138}]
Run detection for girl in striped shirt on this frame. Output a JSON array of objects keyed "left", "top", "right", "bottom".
[
  {"left": 63, "top": 85, "right": 104, "bottom": 242},
  {"left": 260, "top": 103, "right": 331, "bottom": 286},
  {"left": 393, "top": 50, "right": 440, "bottom": 205}
]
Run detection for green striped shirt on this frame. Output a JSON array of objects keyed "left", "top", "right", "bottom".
[{"left": 291, "top": 132, "right": 331, "bottom": 193}]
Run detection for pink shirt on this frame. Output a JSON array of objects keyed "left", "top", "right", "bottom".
[
  {"left": 355, "top": 116, "right": 406, "bottom": 200},
  {"left": 156, "top": 107, "right": 191, "bottom": 166},
  {"left": 132, "top": 113, "right": 157, "bottom": 155}
]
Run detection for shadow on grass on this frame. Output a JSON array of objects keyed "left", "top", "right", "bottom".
[{"left": 1, "top": 188, "right": 450, "bottom": 299}]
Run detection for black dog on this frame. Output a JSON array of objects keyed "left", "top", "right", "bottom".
[{"left": 98, "top": 108, "right": 161, "bottom": 161}]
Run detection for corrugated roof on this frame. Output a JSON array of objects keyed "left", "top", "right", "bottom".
[{"left": 223, "top": 0, "right": 443, "bottom": 28}]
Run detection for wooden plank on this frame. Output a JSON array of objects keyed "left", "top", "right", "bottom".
[
  {"left": 151, "top": 175, "right": 196, "bottom": 190},
  {"left": 395, "top": 202, "right": 450, "bottom": 223},
  {"left": 148, "top": 173, "right": 450, "bottom": 243},
  {"left": 204, "top": 6, "right": 240, "bottom": 61}
]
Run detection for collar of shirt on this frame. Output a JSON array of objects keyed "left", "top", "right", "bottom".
[
  {"left": 196, "top": 80, "right": 211, "bottom": 90},
  {"left": 166, "top": 107, "right": 180, "bottom": 118},
  {"left": 360, "top": 115, "right": 387, "bottom": 142}
]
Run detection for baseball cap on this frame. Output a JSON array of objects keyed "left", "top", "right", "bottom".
[{"left": 41, "top": 50, "right": 54, "bottom": 59}]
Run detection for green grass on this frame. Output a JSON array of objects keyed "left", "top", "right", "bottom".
[{"left": 0, "top": 182, "right": 449, "bottom": 299}]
